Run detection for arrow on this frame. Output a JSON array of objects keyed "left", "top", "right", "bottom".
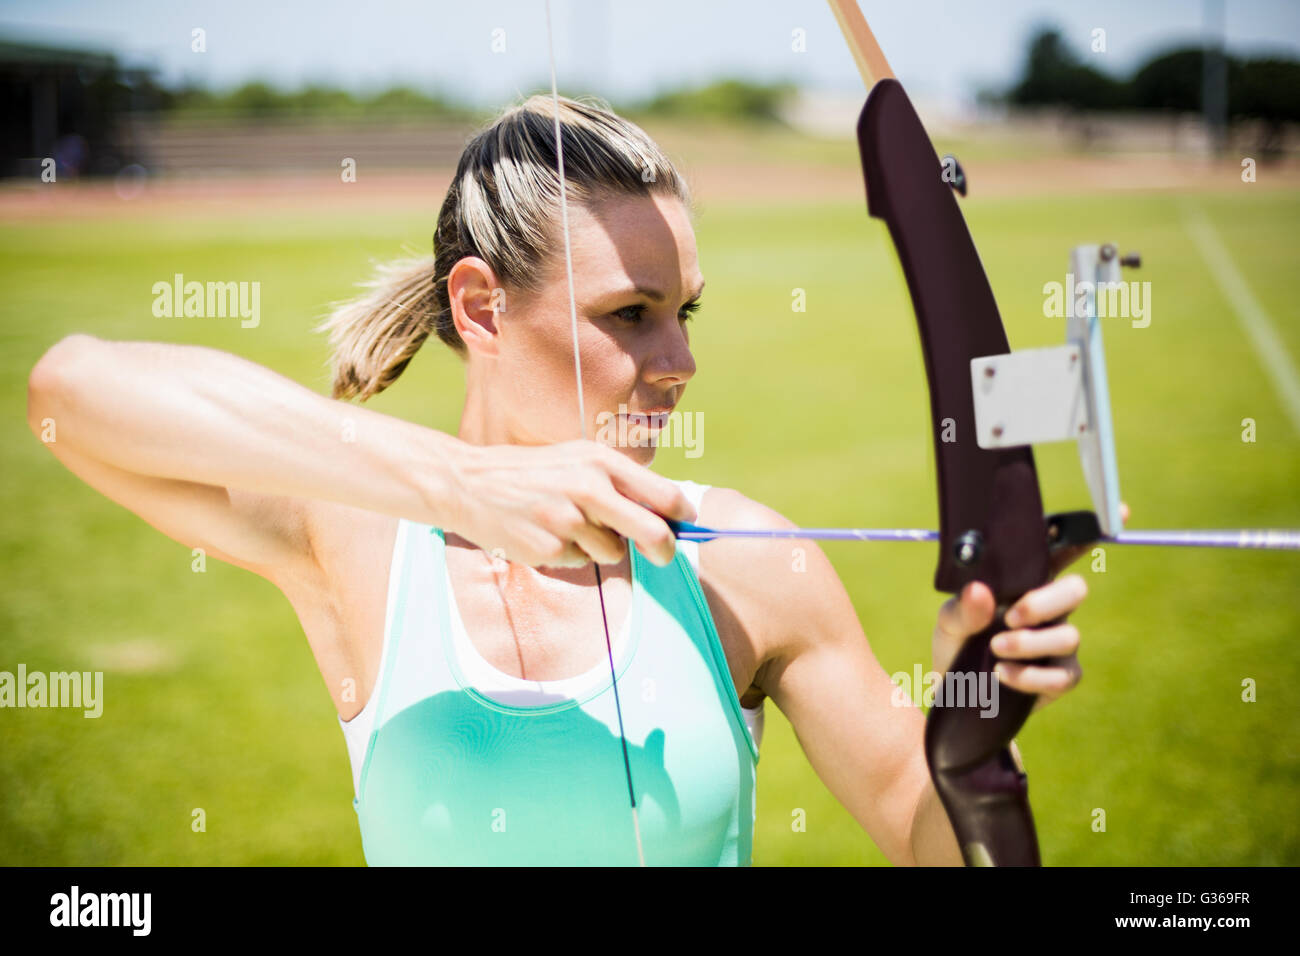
[{"left": 668, "top": 519, "right": 1300, "bottom": 550}]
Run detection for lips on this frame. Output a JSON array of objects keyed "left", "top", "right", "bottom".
[{"left": 620, "top": 409, "right": 672, "bottom": 428}]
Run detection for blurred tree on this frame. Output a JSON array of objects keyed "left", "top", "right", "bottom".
[
  {"left": 1008, "top": 29, "right": 1130, "bottom": 110},
  {"left": 636, "top": 79, "right": 796, "bottom": 123}
]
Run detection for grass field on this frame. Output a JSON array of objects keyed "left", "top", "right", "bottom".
[{"left": 1, "top": 142, "right": 1298, "bottom": 865}]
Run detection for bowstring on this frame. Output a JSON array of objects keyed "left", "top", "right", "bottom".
[{"left": 544, "top": 0, "right": 646, "bottom": 868}]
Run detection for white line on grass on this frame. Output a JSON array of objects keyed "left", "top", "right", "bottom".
[{"left": 1184, "top": 205, "right": 1300, "bottom": 436}]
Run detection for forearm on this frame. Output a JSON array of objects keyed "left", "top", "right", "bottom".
[
  {"left": 28, "top": 335, "right": 466, "bottom": 526},
  {"left": 908, "top": 778, "right": 964, "bottom": 866},
  {"left": 908, "top": 739, "right": 1025, "bottom": 866}
]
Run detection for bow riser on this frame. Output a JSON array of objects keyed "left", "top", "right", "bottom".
[
  {"left": 855, "top": 78, "right": 1069, "bottom": 867},
  {"left": 856, "top": 80, "right": 1055, "bottom": 598}
]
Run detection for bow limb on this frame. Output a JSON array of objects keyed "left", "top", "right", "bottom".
[
  {"left": 827, "top": 0, "right": 894, "bottom": 87},
  {"left": 828, "top": 0, "right": 1049, "bottom": 866}
]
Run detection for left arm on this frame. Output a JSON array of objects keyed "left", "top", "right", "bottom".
[{"left": 698, "top": 488, "right": 1087, "bottom": 865}]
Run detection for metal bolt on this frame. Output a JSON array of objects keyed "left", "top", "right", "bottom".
[{"left": 954, "top": 530, "right": 984, "bottom": 566}]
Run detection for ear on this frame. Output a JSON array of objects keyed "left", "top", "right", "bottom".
[{"left": 448, "top": 257, "right": 506, "bottom": 357}]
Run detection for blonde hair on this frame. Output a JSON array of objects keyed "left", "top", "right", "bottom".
[{"left": 317, "top": 94, "right": 692, "bottom": 401}]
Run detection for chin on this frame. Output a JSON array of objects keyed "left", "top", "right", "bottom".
[{"left": 620, "top": 441, "right": 658, "bottom": 466}]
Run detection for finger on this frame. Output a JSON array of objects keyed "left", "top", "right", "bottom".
[
  {"left": 1005, "top": 574, "right": 1087, "bottom": 628},
  {"left": 528, "top": 495, "right": 629, "bottom": 566},
  {"left": 991, "top": 622, "right": 1080, "bottom": 660},
  {"left": 567, "top": 518, "right": 629, "bottom": 566},
  {"left": 1120, "top": 501, "right": 1131, "bottom": 523},
  {"left": 577, "top": 492, "right": 678, "bottom": 566},
  {"left": 518, "top": 508, "right": 624, "bottom": 568},
  {"left": 573, "top": 476, "right": 682, "bottom": 568},
  {"left": 522, "top": 530, "right": 609, "bottom": 569},
  {"left": 601, "top": 449, "right": 698, "bottom": 524},
  {"left": 995, "top": 657, "right": 1082, "bottom": 696},
  {"left": 936, "top": 581, "right": 997, "bottom": 641}
]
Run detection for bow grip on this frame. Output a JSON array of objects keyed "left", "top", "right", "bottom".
[{"left": 923, "top": 605, "right": 1045, "bottom": 866}]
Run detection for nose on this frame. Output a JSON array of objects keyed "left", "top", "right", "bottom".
[{"left": 650, "top": 319, "right": 696, "bottom": 387}]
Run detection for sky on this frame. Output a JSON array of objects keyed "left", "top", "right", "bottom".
[{"left": 2, "top": 0, "right": 1299, "bottom": 109}]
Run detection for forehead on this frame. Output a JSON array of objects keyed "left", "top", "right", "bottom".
[{"left": 564, "top": 192, "right": 702, "bottom": 293}]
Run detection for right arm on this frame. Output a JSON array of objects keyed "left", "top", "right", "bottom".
[
  {"left": 24, "top": 334, "right": 471, "bottom": 589},
  {"left": 25, "top": 335, "right": 693, "bottom": 591}
]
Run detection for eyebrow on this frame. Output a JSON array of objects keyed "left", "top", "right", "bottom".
[{"left": 610, "top": 280, "right": 706, "bottom": 303}]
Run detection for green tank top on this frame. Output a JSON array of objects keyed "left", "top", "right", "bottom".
[{"left": 351, "top": 489, "right": 759, "bottom": 865}]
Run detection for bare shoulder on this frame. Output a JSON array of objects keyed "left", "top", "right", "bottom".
[{"left": 692, "top": 486, "right": 849, "bottom": 699}]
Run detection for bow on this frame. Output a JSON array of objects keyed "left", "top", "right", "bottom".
[
  {"left": 826, "top": 0, "right": 1052, "bottom": 867},
  {"left": 543, "top": 0, "right": 1297, "bottom": 868},
  {"left": 673, "top": 1, "right": 1298, "bottom": 867}
]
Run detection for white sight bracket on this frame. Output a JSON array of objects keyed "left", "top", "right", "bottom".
[{"left": 971, "top": 243, "right": 1127, "bottom": 537}]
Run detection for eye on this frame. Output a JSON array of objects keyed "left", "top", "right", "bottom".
[
  {"left": 613, "top": 304, "right": 646, "bottom": 324},
  {"left": 611, "top": 300, "right": 701, "bottom": 325}
]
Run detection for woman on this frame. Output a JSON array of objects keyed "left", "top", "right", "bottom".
[{"left": 26, "top": 94, "right": 1088, "bottom": 866}]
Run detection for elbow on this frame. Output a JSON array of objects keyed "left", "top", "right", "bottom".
[{"left": 27, "top": 334, "right": 100, "bottom": 438}]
